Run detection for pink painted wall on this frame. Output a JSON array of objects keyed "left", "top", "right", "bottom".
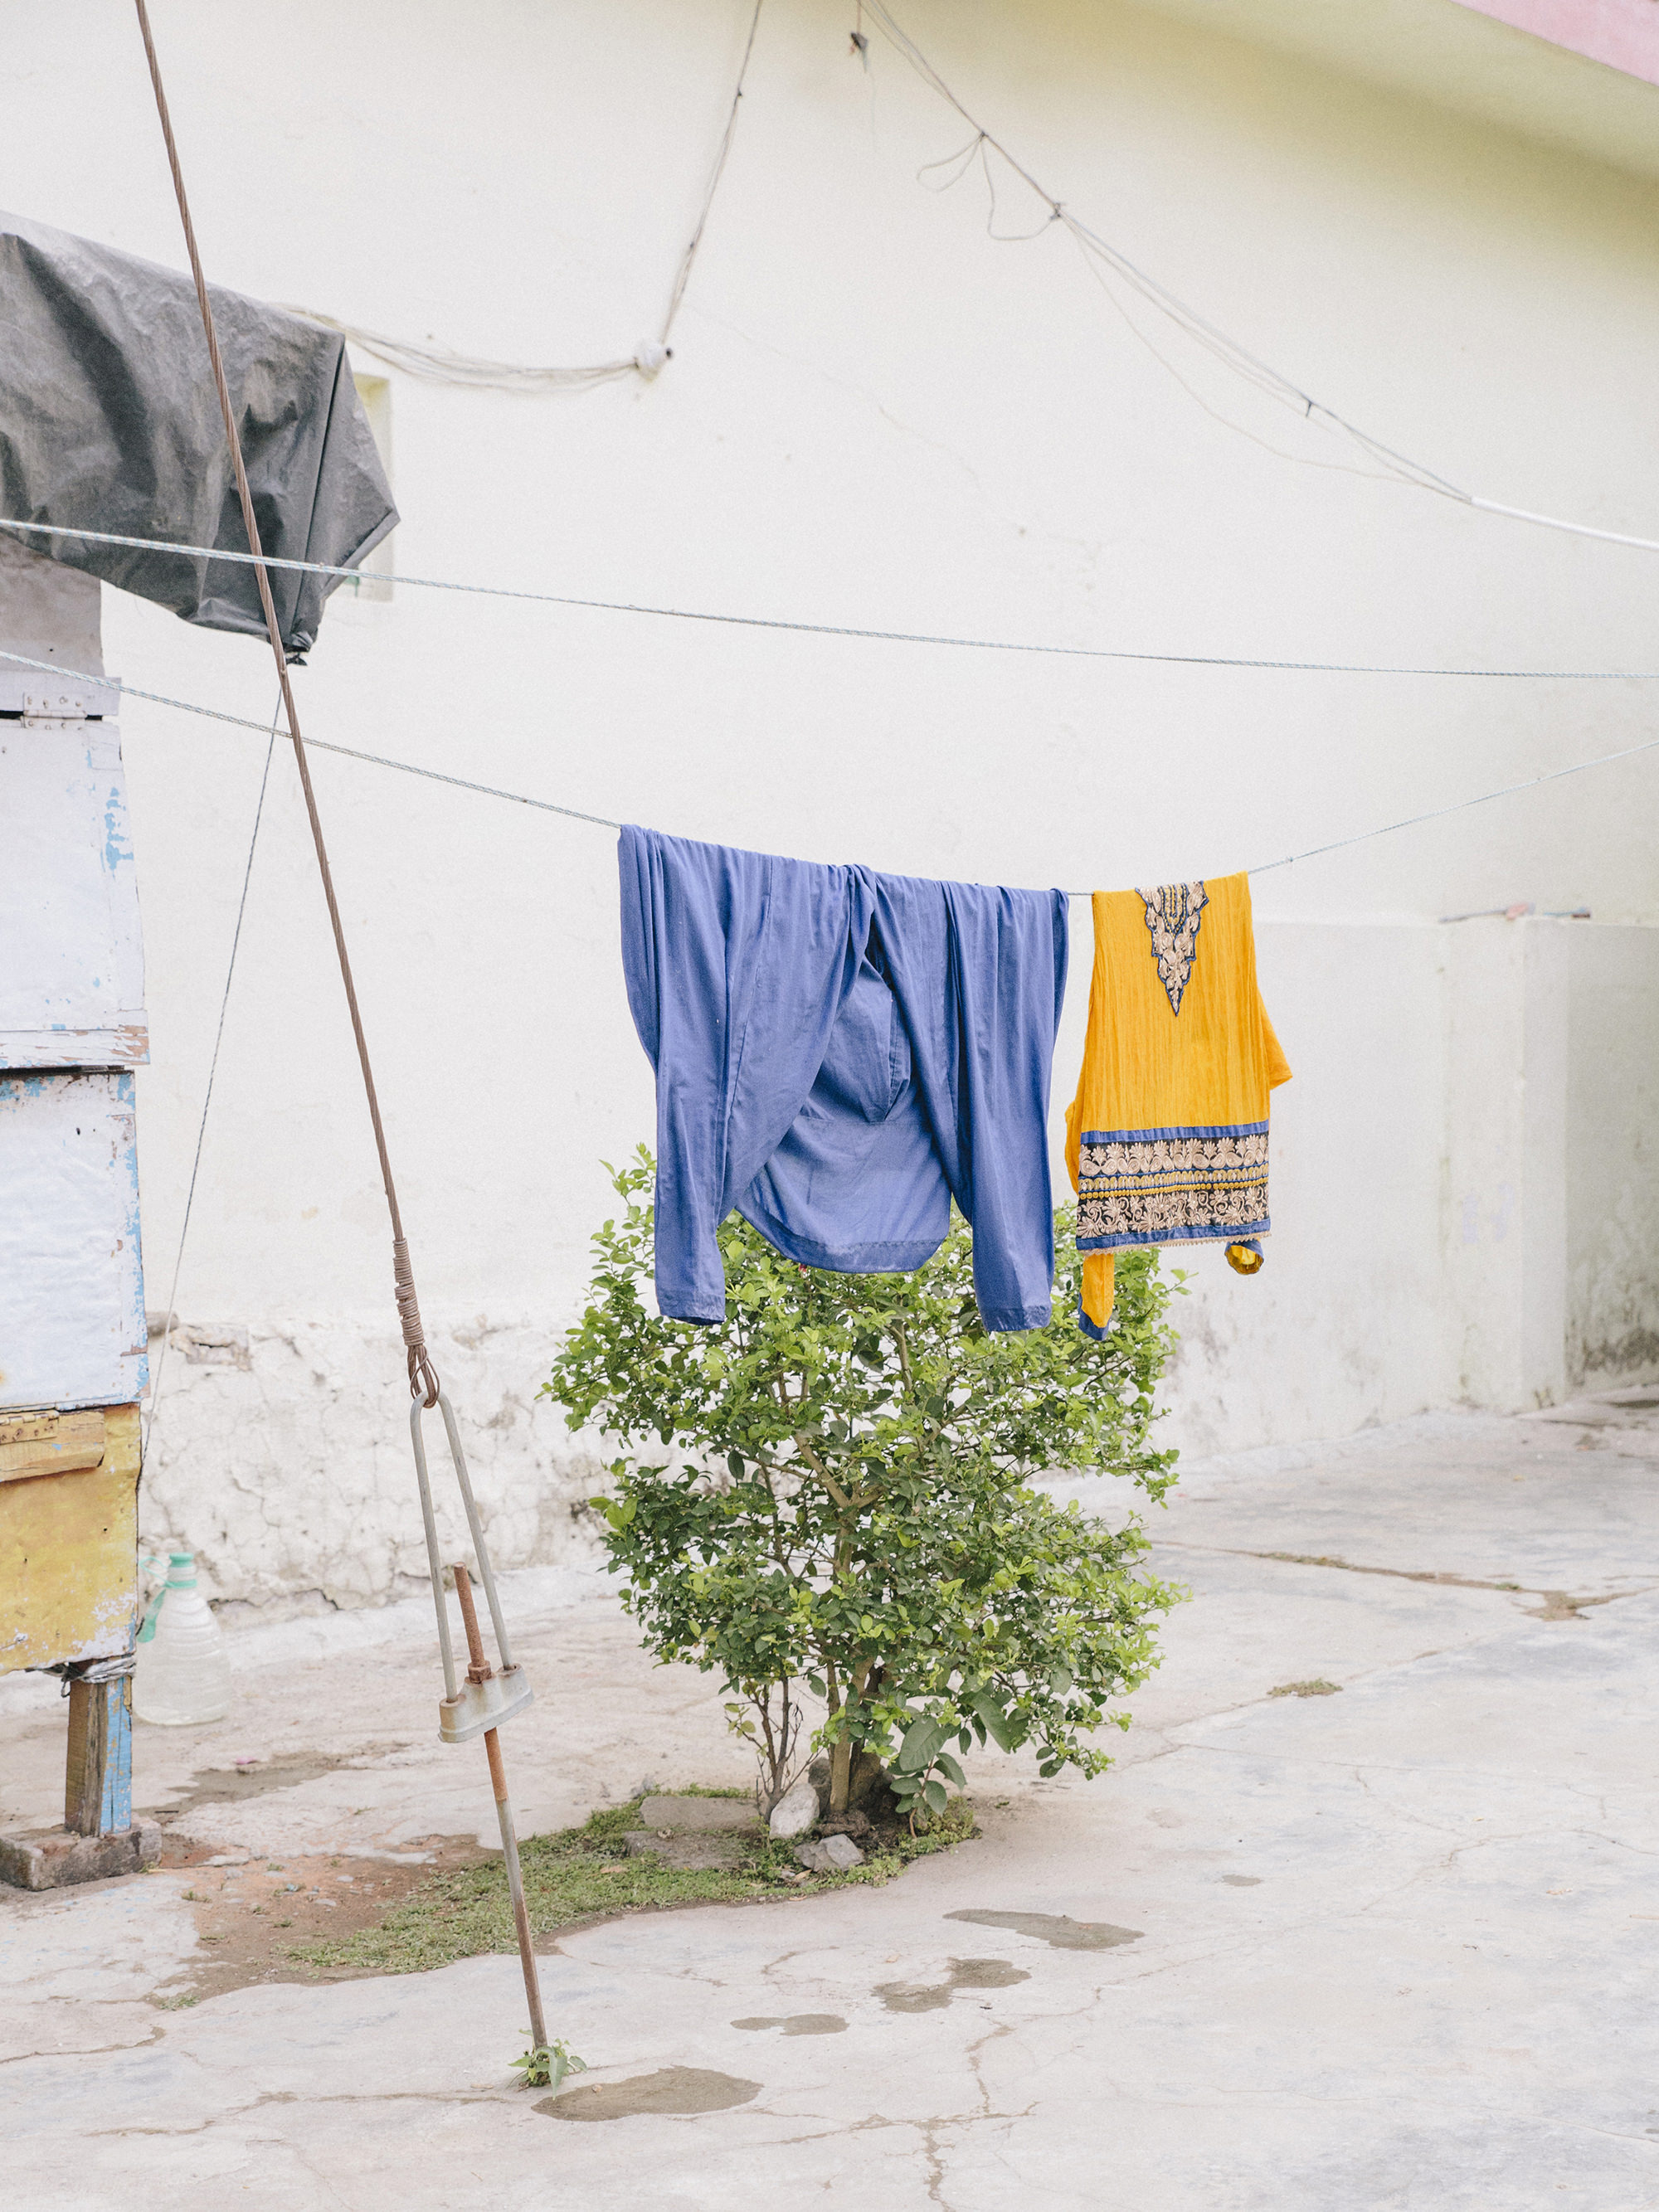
[{"left": 1453, "top": 0, "right": 1659, "bottom": 88}]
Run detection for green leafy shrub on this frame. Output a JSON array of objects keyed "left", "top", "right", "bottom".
[{"left": 544, "top": 1152, "right": 1183, "bottom": 1816}]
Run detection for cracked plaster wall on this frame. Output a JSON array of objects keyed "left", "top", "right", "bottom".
[{"left": 139, "top": 1318, "right": 610, "bottom": 1612}]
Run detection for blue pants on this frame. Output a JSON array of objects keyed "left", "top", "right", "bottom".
[{"left": 620, "top": 826, "right": 1068, "bottom": 1331}]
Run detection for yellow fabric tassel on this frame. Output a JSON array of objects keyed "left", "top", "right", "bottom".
[{"left": 1082, "top": 1249, "right": 1117, "bottom": 1330}]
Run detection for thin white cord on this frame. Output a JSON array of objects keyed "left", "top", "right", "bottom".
[
  {"left": 6, "top": 523, "right": 1659, "bottom": 676},
  {"left": 3, "top": 641, "right": 1651, "bottom": 887},
  {"left": 1247, "top": 722, "right": 1659, "bottom": 874},
  {"left": 859, "top": 0, "right": 1659, "bottom": 560},
  {"left": 1468, "top": 499, "right": 1659, "bottom": 557},
  {"left": 660, "top": 0, "right": 764, "bottom": 346},
  {"left": 143, "top": 705, "right": 280, "bottom": 1463},
  {"left": 277, "top": 0, "right": 764, "bottom": 391},
  {"left": 275, "top": 311, "right": 640, "bottom": 394}
]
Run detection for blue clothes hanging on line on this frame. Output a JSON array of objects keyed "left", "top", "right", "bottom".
[{"left": 619, "top": 825, "right": 1070, "bottom": 1332}]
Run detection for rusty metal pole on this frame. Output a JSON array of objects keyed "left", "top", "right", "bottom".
[
  {"left": 133, "top": 2, "right": 544, "bottom": 2062},
  {"left": 132, "top": 0, "right": 440, "bottom": 1409},
  {"left": 454, "top": 1564, "right": 547, "bottom": 2050}
]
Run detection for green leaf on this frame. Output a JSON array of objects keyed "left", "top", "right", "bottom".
[
  {"left": 972, "top": 1693, "right": 1019, "bottom": 1753},
  {"left": 922, "top": 1779, "right": 948, "bottom": 1814},
  {"left": 898, "top": 1716, "right": 948, "bottom": 1773},
  {"left": 933, "top": 1752, "right": 966, "bottom": 1788}
]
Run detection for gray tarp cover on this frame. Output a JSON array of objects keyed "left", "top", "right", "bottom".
[{"left": 0, "top": 210, "right": 397, "bottom": 655}]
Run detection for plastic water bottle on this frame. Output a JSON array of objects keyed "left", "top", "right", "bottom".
[{"left": 133, "top": 1549, "right": 231, "bottom": 1726}]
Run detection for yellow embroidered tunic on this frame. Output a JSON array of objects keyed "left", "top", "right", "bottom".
[{"left": 1063, "top": 873, "right": 1291, "bottom": 1334}]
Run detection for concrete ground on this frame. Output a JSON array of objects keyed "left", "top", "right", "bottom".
[{"left": 3, "top": 1391, "right": 1658, "bottom": 2210}]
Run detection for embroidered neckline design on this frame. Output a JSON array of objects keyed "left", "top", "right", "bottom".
[{"left": 1136, "top": 880, "right": 1209, "bottom": 1014}]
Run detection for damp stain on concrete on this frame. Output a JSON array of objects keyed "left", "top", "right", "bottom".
[
  {"left": 731, "top": 2013, "right": 848, "bottom": 2035},
  {"left": 946, "top": 1908, "right": 1143, "bottom": 1951},
  {"left": 159, "top": 1748, "right": 401, "bottom": 1816},
  {"left": 538, "top": 2067, "right": 762, "bottom": 2121},
  {"left": 947, "top": 1957, "right": 1031, "bottom": 1991},
  {"left": 1221, "top": 1874, "right": 1263, "bottom": 1887},
  {"left": 875, "top": 1956, "right": 1032, "bottom": 2012},
  {"left": 876, "top": 1979, "right": 954, "bottom": 2015},
  {"left": 1522, "top": 1589, "right": 1621, "bottom": 1621}
]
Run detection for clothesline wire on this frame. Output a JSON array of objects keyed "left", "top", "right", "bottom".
[
  {"left": 1244, "top": 722, "right": 1659, "bottom": 875},
  {"left": 141, "top": 698, "right": 280, "bottom": 1462},
  {"left": 7, "top": 516, "right": 1659, "bottom": 679},
  {"left": 858, "top": 0, "right": 1659, "bottom": 561},
  {"left": 0, "top": 646, "right": 621, "bottom": 829},
  {"left": 4, "top": 638, "right": 1654, "bottom": 885}
]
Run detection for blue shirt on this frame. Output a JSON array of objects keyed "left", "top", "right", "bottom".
[{"left": 619, "top": 826, "right": 1068, "bottom": 1331}]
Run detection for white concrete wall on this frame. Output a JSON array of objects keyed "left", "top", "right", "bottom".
[
  {"left": 4, "top": 0, "right": 1657, "bottom": 1599},
  {"left": 1443, "top": 916, "right": 1571, "bottom": 1410},
  {"left": 1155, "top": 921, "right": 1457, "bottom": 1461},
  {"left": 1566, "top": 926, "right": 1659, "bottom": 1388}
]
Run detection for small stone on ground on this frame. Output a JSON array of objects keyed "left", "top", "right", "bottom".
[
  {"left": 767, "top": 1777, "right": 820, "bottom": 1840},
  {"left": 795, "top": 1832, "right": 864, "bottom": 1872}
]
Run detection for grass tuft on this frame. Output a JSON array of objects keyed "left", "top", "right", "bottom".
[{"left": 291, "top": 1794, "right": 976, "bottom": 1976}]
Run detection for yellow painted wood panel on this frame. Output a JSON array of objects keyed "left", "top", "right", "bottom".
[
  {"left": 0, "top": 1404, "right": 139, "bottom": 1672},
  {"left": 0, "top": 1407, "right": 105, "bottom": 1483}
]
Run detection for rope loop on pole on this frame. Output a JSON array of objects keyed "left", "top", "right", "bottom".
[{"left": 393, "top": 1237, "right": 441, "bottom": 1407}]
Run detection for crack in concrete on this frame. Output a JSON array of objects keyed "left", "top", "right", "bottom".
[
  {"left": 0, "top": 2024, "right": 164, "bottom": 2066},
  {"left": 961, "top": 2013, "right": 1019, "bottom": 2123},
  {"left": 1177, "top": 1733, "right": 1659, "bottom": 1824},
  {"left": 1055, "top": 1805, "right": 1645, "bottom": 1996},
  {"left": 921, "top": 2117, "right": 952, "bottom": 2208},
  {"left": 1437, "top": 1822, "right": 1659, "bottom": 1871},
  {"left": 1146, "top": 1635, "right": 1512, "bottom": 1748},
  {"left": 84, "top": 2085, "right": 513, "bottom": 2137},
  {"left": 1156, "top": 1538, "right": 1657, "bottom": 1618}
]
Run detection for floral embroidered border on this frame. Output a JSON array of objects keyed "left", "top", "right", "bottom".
[{"left": 1076, "top": 1121, "right": 1270, "bottom": 1248}]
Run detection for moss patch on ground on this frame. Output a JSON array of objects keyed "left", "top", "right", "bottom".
[{"left": 292, "top": 1795, "right": 978, "bottom": 1978}]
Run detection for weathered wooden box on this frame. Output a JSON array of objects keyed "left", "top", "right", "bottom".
[{"left": 1, "top": 538, "right": 148, "bottom": 1678}]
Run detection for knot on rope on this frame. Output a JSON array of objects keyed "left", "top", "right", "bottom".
[{"left": 393, "top": 1236, "right": 440, "bottom": 1407}]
